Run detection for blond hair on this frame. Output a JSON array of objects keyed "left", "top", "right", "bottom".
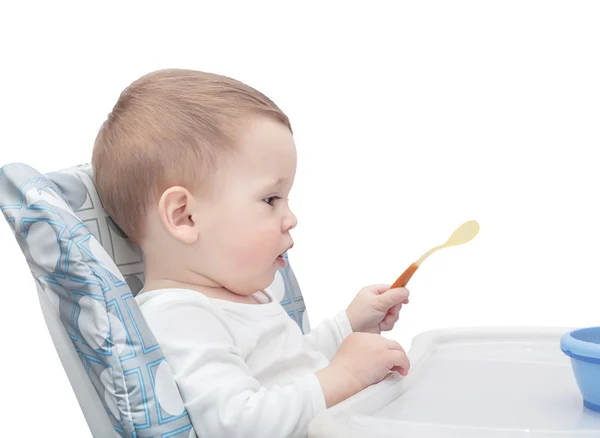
[{"left": 92, "top": 69, "right": 291, "bottom": 243}]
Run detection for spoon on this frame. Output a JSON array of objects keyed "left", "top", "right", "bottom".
[{"left": 390, "top": 220, "right": 480, "bottom": 289}]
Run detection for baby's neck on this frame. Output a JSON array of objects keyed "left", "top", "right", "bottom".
[
  {"left": 140, "top": 244, "right": 266, "bottom": 304},
  {"left": 142, "top": 278, "right": 265, "bottom": 305}
]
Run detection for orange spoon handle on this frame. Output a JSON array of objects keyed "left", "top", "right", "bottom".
[{"left": 391, "top": 262, "right": 419, "bottom": 289}]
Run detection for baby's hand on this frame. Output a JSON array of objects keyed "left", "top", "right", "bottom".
[
  {"left": 316, "top": 332, "right": 410, "bottom": 407},
  {"left": 346, "top": 284, "right": 409, "bottom": 334}
]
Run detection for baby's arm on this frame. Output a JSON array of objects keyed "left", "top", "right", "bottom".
[
  {"left": 143, "top": 299, "right": 330, "bottom": 437},
  {"left": 302, "top": 310, "right": 353, "bottom": 360}
]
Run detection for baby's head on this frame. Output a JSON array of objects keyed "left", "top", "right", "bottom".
[{"left": 92, "top": 69, "right": 298, "bottom": 297}]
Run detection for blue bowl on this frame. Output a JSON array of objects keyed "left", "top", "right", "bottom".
[{"left": 561, "top": 327, "right": 600, "bottom": 412}]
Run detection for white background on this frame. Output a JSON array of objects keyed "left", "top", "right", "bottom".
[{"left": 1, "top": 1, "right": 599, "bottom": 435}]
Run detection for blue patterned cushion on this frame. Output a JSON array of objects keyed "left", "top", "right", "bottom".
[{"left": 0, "top": 162, "right": 310, "bottom": 437}]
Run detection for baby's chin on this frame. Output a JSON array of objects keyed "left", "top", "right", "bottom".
[{"left": 227, "top": 272, "right": 276, "bottom": 296}]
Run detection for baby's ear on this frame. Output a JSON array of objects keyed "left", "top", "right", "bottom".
[{"left": 158, "top": 186, "right": 199, "bottom": 244}]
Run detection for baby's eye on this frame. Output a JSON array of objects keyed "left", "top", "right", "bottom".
[{"left": 263, "top": 196, "right": 281, "bottom": 206}]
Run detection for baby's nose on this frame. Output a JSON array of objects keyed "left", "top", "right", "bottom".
[{"left": 283, "top": 210, "right": 298, "bottom": 232}]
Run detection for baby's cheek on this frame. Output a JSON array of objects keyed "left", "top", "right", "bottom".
[
  {"left": 231, "top": 231, "right": 274, "bottom": 267},
  {"left": 232, "top": 250, "right": 258, "bottom": 270}
]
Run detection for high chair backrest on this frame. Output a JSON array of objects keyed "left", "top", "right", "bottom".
[{"left": 0, "top": 162, "right": 310, "bottom": 438}]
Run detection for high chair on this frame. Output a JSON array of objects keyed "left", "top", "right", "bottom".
[{"left": 0, "top": 162, "right": 311, "bottom": 438}]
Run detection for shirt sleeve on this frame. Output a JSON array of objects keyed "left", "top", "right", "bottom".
[
  {"left": 302, "top": 310, "right": 353, "bottom": 361},
  {"left": 141, "top": 297, "right": 327, "bottom": 438}
]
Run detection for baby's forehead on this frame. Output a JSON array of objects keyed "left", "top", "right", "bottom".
[
  {"left": 203, "top": 153, "right": 294, "bottom": 196},
  {"left": 237, "top": 116, "right": 295, "bottom": 151},
  {"left": 230, "top": 130, "right": 296, "bottom": 168},
  {"left": 196, "top": 117, "right": 296, "bottom": 191}
]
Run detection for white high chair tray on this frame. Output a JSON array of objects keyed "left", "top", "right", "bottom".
[{"left": 309, "top": 327, "right": 600, "bottom": 437}]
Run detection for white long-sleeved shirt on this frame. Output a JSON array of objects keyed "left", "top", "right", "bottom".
[{"left": 135, "top": 288, "right": 353, "bottom": 438}]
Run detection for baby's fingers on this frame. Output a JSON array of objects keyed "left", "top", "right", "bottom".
[
  {"left": 380, "top": 306, "right": 401, "bottom": 331},
  {"left": 388, "top": 350, "right": 410, "bottom": 376}
]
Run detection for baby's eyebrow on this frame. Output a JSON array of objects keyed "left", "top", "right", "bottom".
[{"left": 267, "top": 177, "right": 285, "bottom": 188}]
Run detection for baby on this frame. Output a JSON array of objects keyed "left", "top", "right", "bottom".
[{"left": 92, "top": 69, "right": 410, "bottom": 437}]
